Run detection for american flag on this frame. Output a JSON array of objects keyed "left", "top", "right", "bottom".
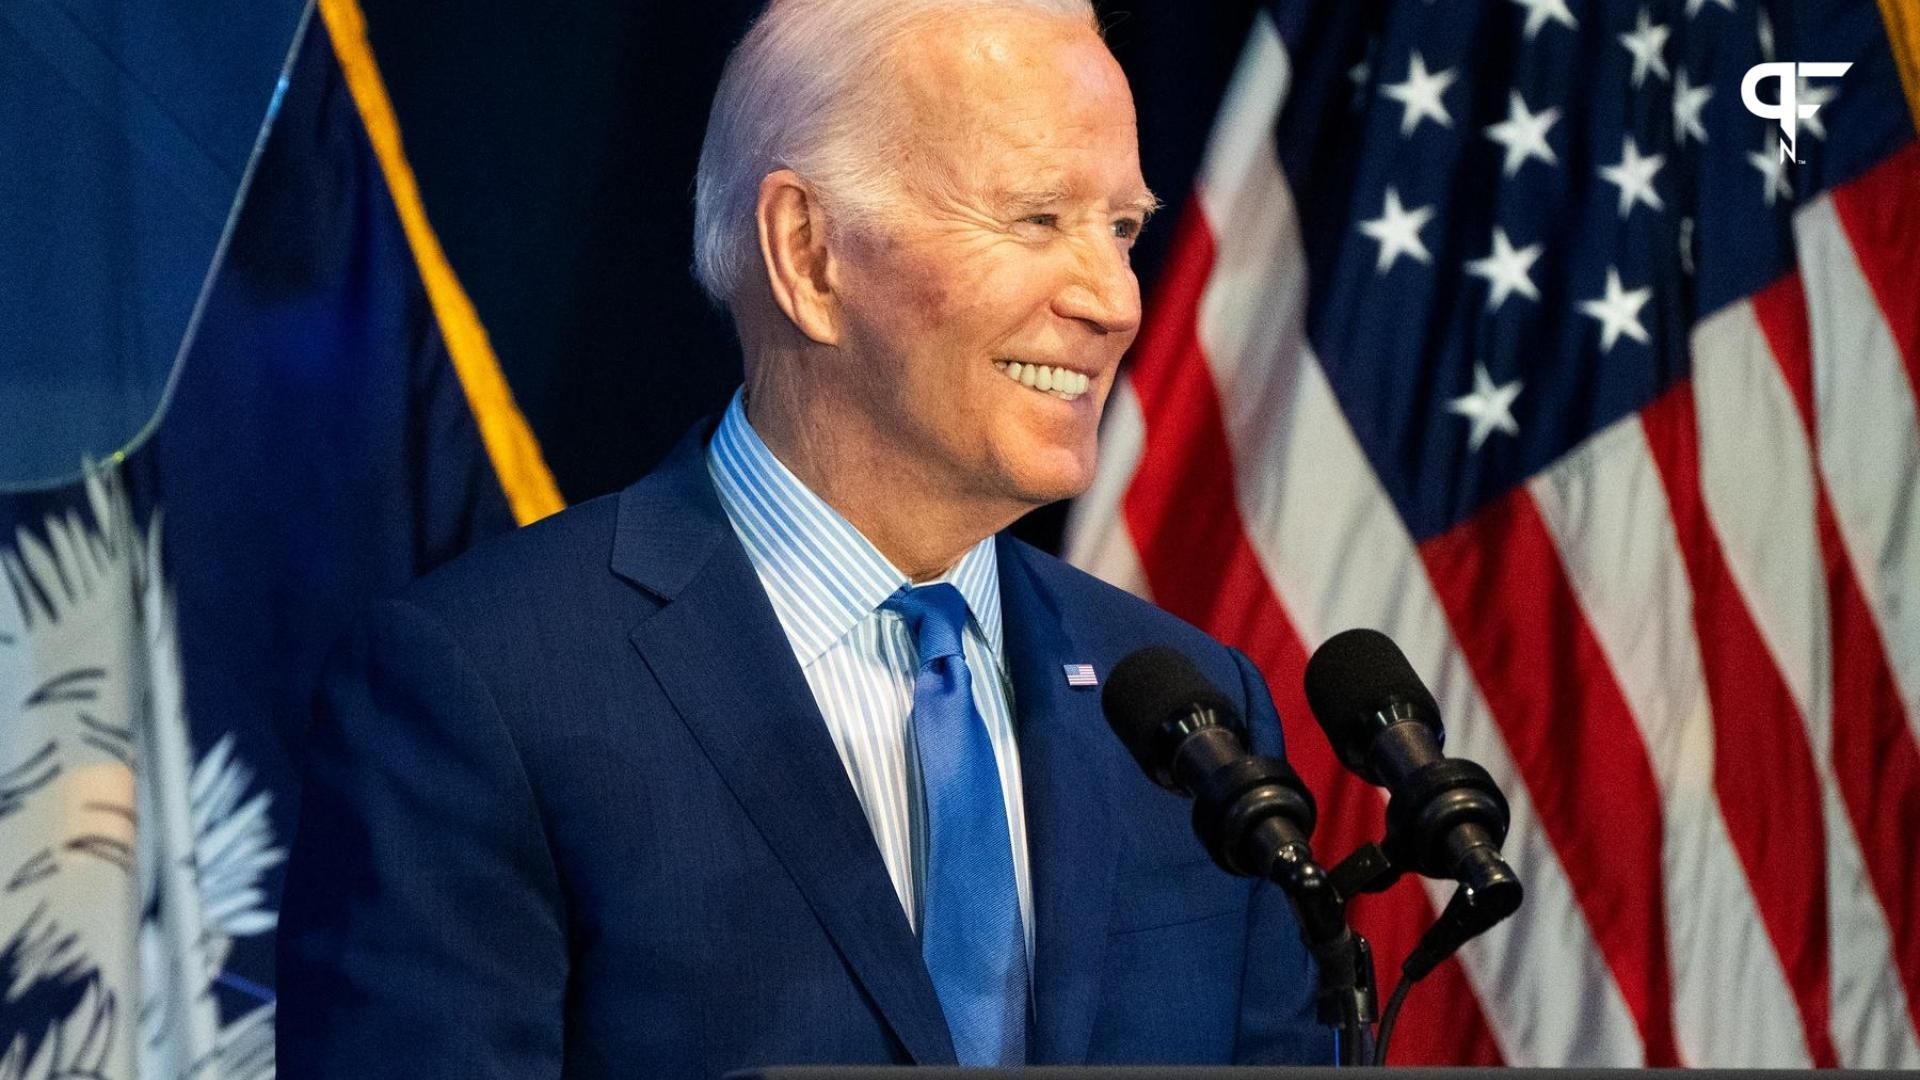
[
  {"left": 1063, "top": 662, "right": 1101, "bottom": 687},
  {"left": 1067, "top": 0, "right": 1920, "bottom": 1066}
]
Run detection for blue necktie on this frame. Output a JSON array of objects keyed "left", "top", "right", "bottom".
[{"left": 885, "top": 583, "right": 1027, "bottom": 1066}]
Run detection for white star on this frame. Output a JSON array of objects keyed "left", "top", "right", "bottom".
[
  {"left": 1448, "top": 363, "right": 1524, "bottom": 452},
  {"left": 1581, "top": 268, "right": 1654, "bottom": 353},
  {"left": 1510, "top": 0, "right": 1578, "bottom": 39},
  {"left": 1382, "top": 52, "right": 1458, "bottom": 135},
  {"left": 1618, "top": 9, "right": 1672, "bottom": 88},
  {"left": 1749, "top": 149, "right": 1793, "bottom": 204},
  {"left": 1599, "top": 136, "right": 1666, "bottom": 218},
  {"left": 1672, "top": 70, "right": 1714, "bottom": 146},
  {"left": 1758, "top": 8, "right": 1776, "bottom": 61},
  {"left": 1797, "top": 75, "right": 1839, "bottom": 140},
  {"left": 1465, "top": 227, "right": 1544, "bottom": 311},
  {"left": 1685, "top": 0, "right": 1735, "bottom": 17},
  {"left": 1485, "top": 92, "right": 1561, "bottom": 176},
  {"left": 1358, "top": 187, "right": 1436, "bottom": 273}
]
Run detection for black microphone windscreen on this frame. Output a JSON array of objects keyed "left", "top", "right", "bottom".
[
  {"left": 1102, "top": 646, "right": 1238, "bottom": 778},
  {"left": 1303, "top": 628, "right": 1442, "bottom": 756}
]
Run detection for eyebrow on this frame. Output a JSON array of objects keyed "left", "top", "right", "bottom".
[
  {"left": 996, "top": 186, "right": 1163, "bottom": 219},
  {"left": 998, "top": 187, "right": 1074, "bottom": 215},
  {"left": 1119, "top": 190, "right": 1164, "bottom": 220}
]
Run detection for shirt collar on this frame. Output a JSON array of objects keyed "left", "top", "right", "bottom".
[{"left": 706, "top": 389, "right": 1002, "bottom": 667}]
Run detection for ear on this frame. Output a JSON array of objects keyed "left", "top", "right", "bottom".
[{"left": 755, "top": 169, "right": 841, "bottom": 346}]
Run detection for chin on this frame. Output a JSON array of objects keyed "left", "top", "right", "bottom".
[{"left": 1000, "top": 443, "right": 1099, "bottom": 507}]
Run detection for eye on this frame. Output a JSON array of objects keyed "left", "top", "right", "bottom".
[
  {"left": 1112, "top": 217, "right": 1144, "bottom": 242},
  {"left": 1020, "top": 213, "right": 1060, "bottom": 229}
]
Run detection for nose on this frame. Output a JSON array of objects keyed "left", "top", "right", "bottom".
[{"left": 1053, "top": 232, "right": 1142, "bottom": 337}]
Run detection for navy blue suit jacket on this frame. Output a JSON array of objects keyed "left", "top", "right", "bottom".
[{"left": 276, "top": 420, "right": 1331, "bottom": 1078}]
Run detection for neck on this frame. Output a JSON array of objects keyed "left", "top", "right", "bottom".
[{"left": 741, "top": 360, "right": 1024, "bottom": 583}]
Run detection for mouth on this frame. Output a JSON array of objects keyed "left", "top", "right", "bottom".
[{"left": 994, "top": 360, "right": 1093, "bottom": 402}]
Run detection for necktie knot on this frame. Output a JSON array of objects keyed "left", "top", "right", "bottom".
[{"left": 884, "top": 582, "right": 970, "bottom": 666}]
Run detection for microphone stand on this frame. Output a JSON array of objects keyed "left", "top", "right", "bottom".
[
  {"left": 1233, "top": 780, "right": 1521, "bottom": 1066},
  {"left": 1313, "top": 840, "right": 1523, "bottom": 1066},
  {"left": 1262, "top": 837, "right": 1377, "bottom": 1066}
]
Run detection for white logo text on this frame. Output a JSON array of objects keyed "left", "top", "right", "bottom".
[{"left": 1741, "top": 62, "right": 1851, "bottom": 163}]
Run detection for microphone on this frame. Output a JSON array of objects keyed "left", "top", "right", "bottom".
[
  {"left": 1303, "top": 629, "right": 1522, "bottom": 922},
  {"left": 1104, "top": 645, "right": 1379, "bottom": 1064},
  {"left": 1102, "top": 647, "right": 1319, "bottom": 886}
]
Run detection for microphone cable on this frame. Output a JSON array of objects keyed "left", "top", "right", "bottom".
[{"left": 1374, "top": 972, "right": 1415, "bottom": 1066}]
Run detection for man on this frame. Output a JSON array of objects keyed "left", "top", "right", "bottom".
[{"left": 276, "top": 0, "right": 1330, "bottom": 1075}]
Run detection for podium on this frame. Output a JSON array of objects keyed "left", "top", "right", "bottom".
[
  {"left": 732, "top": 1069, "right": 1907, "bottom": 1078},
  {"left": 721, "top": 1060, "right": 1904, "bottom": 1068}
]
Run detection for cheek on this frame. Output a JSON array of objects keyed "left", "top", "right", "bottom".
[
  {"left": 842, "top": 255, "right": 953, "bottom": 361},
  {"left": 889, "top": 272, "right": 1001, "bottom": 378},
  {"left": 896, "top": 257, "right": 954, "bottom": 314},
  {"left": 896, "top": 256, "right": 1017, "bottom": 359},
  {"left": 844, "top": 241, "right": 1065, "bottom": 379},
  {"left": 843, "top": 228, "right": 951, "bottom": 313}
]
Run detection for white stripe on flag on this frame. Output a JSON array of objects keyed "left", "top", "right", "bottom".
[
  {"left": 1065, "top": 381, "right": 1152, "bottom": 600},
  {"left": 1691, "top": 305, "right": 1831, "bottom": 742},
  {"left": 1795, "top": 196, "right": 1920, "bottom": 749},
  {"left": 1689, "top": 299, "right": 1920, "bottom": 1067},
  {"left": 1529, "top": 413, "right": 1810, "bottom": 1067}
]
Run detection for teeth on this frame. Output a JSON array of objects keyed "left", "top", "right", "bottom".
[{"left": 995, "top": 361, "right": 1090, "bottom": 401}]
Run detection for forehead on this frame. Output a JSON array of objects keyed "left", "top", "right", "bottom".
[{"left": 893, "top": 13, "right": 1145, "bottom": 198}]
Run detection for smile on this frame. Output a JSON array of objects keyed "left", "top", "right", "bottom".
[{"left": 994, "top": 361, "right": 1091, "bottom": 401}]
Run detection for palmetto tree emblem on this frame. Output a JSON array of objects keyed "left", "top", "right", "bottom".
[{"left": 1, "top": 468, "right": 281, "bottom": 1080}]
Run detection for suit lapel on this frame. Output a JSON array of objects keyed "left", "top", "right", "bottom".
[
  {"left": 999, "top": 537, "right": 1122, "bottom": 1064},
  {"left": 614, "top": 426, "right": 956, "bottom": 1065}
]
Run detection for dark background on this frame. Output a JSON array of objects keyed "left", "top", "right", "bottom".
[{"left": 357, "top": 0, "right": 1264, "bottom": 549}]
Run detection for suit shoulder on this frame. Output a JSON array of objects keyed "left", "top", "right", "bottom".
[
  {"left": 392, "top": 491, "right": 627, "bottom": 632},
  {"left": 1006, "top": 538, "right": 1235, "bottom": 662},
  {"left": 1005, "top": 540, "right": 1286, "bottom": 752}
]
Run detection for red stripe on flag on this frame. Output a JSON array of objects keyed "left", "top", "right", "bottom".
[
  {"left": 1752, "top": 279, "right": 1920, "bottom": 1041},
  {"left": 1122, "top": 201, "right": 1503, "bottom": 1065},
  {"left": 1820, "top": 504, "right": 1920, "bottom": 1044},
  {"left": 1420, "top": 487, "right": 1683, "bottom": 1065},
  {"left": 1639, "top": 379, "right": 1840, "bottom": 1066},
  {"left": 1828, "top": 142, "right": 1920, "bottom": 405},
  {"left": 1754, "top": 276, "right": 1818, "bottom": 444}
]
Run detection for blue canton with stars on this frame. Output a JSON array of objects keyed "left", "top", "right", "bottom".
[{"left": 1263, "top": 0, "right": 1913, "bottom": 542}]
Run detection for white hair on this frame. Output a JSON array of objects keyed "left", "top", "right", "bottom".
[{"left": 691, "top": 0, "right": 1099, "bottom": 309}]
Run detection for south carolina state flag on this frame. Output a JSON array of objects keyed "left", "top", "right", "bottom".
[{"left": 0, "top": 2, "right": 560, "bottom": 1076}]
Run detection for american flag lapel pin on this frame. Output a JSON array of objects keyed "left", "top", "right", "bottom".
[{"left": 1062, "top": 662, "right": 1098, "bottom": 688}]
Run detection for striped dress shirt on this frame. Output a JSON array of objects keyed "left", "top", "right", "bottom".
[{"left": 705, "top": 389, "right": 1034, "bottom": 959}]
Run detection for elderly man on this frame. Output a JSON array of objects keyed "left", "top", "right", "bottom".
[{"left": 276, "top": 0, "right": 1328, "bottom": 1075}]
